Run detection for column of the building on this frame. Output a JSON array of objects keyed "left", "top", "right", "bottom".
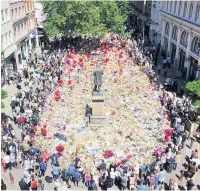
[
  {"left": 185, "top": 31, "right": 192, "bottom": 79},
  {"left": 174, "top": 25, "right": 182, "bottom": 69},
  {"left": 160, "top": 18, "right": 165, "bottom": 48},
  {"left": 167, "top": 23, "right": 173, "bottom": 56},
  {"left": 29, "top": 38, "right": 32, "bottom": 51}
]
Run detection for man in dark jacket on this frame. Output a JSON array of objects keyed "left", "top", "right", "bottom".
[
  {"left": 186, "top": 179, "right": 195, "bottom": 190},
  {"left": 19, "top": 178, "right": 29, "bottom": 190}
]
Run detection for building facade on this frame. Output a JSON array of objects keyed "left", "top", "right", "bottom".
[
  {"left": 1, "top": 0, "right": 16, "bottom": 85},
  {"left": 10, "top": 0, "right": 39, "bottom": 71},
  {"left": 150, "top": 1, "right": 200, "bottom": 81},
  {"left": 129, "top": 0, "right": 152, "bottom": 37}
]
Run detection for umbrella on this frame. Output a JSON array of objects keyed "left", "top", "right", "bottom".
[
  {"left": 17, "top": 116, "right": 25, "bottom": 124},
  {"left": 56, "top": 145, "right": 64, "bottom": 152}
]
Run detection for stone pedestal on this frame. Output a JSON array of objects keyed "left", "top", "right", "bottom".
[{"left": 89, "top": 95, "right": 107, "bottom": 126}]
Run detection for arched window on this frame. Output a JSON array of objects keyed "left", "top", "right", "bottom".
[
  {"left": 183, "top": 2, "right": 188, "bottom": 17},
  {"left": 178, "top": 1, "right": 182, "bottom": 15},
  {"left": 180, "top": 30, "right": 189, "bottom": 47},
  {"left": 174, "top": 1, "right": 177, "bottom": 14},
  {"left": 172, "top": 26, "right": 178, "bottom": 41},
  {"left": 194, "top": 4, "right": 200, "bottom": 21},
  {"left": 165, "top": 22, "right": 170, "bottom": 35},
  {"left": 191, "top": 36, "right": 200, "bottom": 55},
  {"left": 189, "top": 3, "right": 193, "bottom": 19}
]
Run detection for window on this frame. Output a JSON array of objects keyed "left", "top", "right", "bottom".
[
  {"left": 178, "top": 1, "right": 182, "bottom": 15},
  {"left": 189, "top": 3, "right": 193, "bottom": 19},
  {"left": 18, "top": 26, "right": 20, "bottom": 39},
  {"left": 167, "top": 1, "right": 169, "bottom": 11},
  {"left": 15, "top": 8, "right": 17, "bottom": 19},
  {"left": 165, "top": 22, "right": 170, "bottom": 35},
  {"left": 164, "top": 37, "right": 168, "bottom": 51},
  {"left": 195, "top": 4, "right": 200, "bottom": 21},
  {"left": 191, "top": 36, "right": 200, "bottom": 56},
  {"left": 19, "top": 7, "right": 21, "bottom": 18},
  {"left": 172, "top": 26, "right": 178, "bottom": 41},
  {"left": 180, "top": 30, "right": 189, "bottom": 47},
  {"left": 9, "top": 31, "right": 11, "bottom": 45},
  {"left": 174, "top": 1, "right": 177, "bottom": 14},
  {"left": 5, "top": 9, "right": 8, "bottom": 22},
  {"left": 22, "top": 6, "right": 24, "bottom": 15},
  {"left": 1, "top": 10, "right": 4, "bottom": 22},
  {"left": 183, "top": 2, "right": 187, "bottom": 17},
  {"left": 11, "top": 9, "right": 14, "bottom": 21},
  {"left": 5, "top": 33, "right": 8, "bottom": 48},
  {"left": 170, "top": 1, "right": 173, "bottom": 12},
  {"left": 14, "top": 28, "right": 16, "bottom": 40},
  {"left": 1, "top": 35, "right": 4, "bottom": 50}
]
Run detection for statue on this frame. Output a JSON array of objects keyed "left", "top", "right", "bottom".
[{"left": 93, "top": 64, "right": 103, "bottom": 93}]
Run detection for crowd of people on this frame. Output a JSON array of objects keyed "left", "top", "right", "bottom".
[{"left": 1, "top": 32, "right": 200, "bottom": 191}]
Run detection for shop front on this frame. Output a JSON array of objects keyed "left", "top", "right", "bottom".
[
  {"left": 5, "top": 53, "right": 17, "bottom": 76},
  {"left": 188, "top": 56, "right": 199, "bottom": 81}
]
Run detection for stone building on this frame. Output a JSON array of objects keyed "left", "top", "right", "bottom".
[{"left": 150, "top": 1, "right": 200, "bottom": 81}]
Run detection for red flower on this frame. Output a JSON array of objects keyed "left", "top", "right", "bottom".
[
  {"left": 41, "top": 128, "right": 47, "bottom": 136},
  {"left": 58, "top": 80, "right": 63, "bottom": 85},
  {"left": 17, "top": 116, "right": 25, "bottom": 124},
  {"left": 56, "top": 145, "right": 64, "bottom": 152}
]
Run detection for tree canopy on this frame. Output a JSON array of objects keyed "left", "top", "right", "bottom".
[
  {"left": 41, "top": 1, "right": 129, "bottom": 38},
  {"left": 185, "top": 80, "right": 200, "bottom": 108}
]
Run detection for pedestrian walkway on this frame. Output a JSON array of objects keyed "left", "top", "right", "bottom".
[{"left": 154, "top": 54, "right": 186, "bottom": 93}]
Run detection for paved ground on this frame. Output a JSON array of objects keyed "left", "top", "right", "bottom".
[{"left": 1, "top": 51, "right": 199, "bottom": 190}]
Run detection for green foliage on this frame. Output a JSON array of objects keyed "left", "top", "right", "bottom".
[
  {"left": 185, "top": 80, "right": 200, "bottom": 109},
  {"left": 1, "top": 89, "right": 8, "bottom": 99},
  {"left": 1, "top": 101, "right": 5, "bottom": 109},
  {"left": 41, "top": 1, "right": 129, "bottom": 38},
  {"left": 185, "top": 80, "right": 200, "bottom": 98}
]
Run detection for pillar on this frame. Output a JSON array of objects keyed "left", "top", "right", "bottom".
[
  {"left": 167, "top": 23, "right": 173, "bottom": 56},
  {"left": 185, "top": 32, "right": 192, "bottom": 79},
  {"left": 160, "top": 18, "right": 165, "bottom": 47},
  {"left": 29, "top": 38, "right": 32, "bottom": 50},
  {"left": 174, "top": 26, "right": 182, "bottom": 69},
  {"left": 36, "top": 34, "right": 39, "bottom": 47}
]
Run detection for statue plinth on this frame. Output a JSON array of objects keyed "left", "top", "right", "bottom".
[{"left": 88, "top": 93, "right": 107, "bottom": 126}]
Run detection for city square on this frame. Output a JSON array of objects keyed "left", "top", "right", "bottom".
[{"left": 1, "top": 1, "right": 200, "bottom": 190}]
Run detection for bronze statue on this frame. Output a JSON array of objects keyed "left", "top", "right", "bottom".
[{"left": 93, "top": 64, "right": 103, "bottom": 93}]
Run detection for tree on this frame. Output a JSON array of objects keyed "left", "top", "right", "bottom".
[
  {"left": 1, "top": 89, "right": 8, "bottom": 109},
  {"left": 185, "top": 80, "right": 200, "bottom": 108},
  {"left": 42, "top": 1, "right": 129, "bottom": 38}
]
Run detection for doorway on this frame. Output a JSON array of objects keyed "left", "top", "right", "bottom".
[
  {"left": 171, "top": 44, "right": 176, "bottom": 65},
  {"left": 178, "top": 51, "right": 186, "bottom": 72}
]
